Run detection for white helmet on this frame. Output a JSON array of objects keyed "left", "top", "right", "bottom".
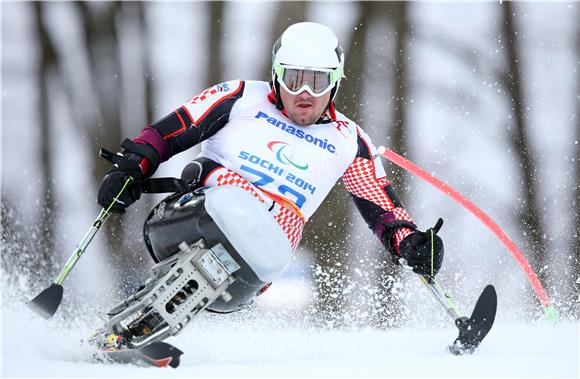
[{"left": 272, "top": 22, "right": 345, "bottom": 101}]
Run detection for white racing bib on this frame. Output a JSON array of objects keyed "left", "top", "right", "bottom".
[{"left": 192, "top": 81, "right": 360, "bottom": 220}]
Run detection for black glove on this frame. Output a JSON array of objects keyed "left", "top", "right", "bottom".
[
  {"left": 397, "top": 218, "right": 444, "bottom": 277},
  {"left": 97, "top": 153, "right": 143, "bottom": 213}
]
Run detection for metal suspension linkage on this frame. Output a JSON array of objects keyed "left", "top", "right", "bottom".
[{"left": 92, "top": 239, "right": 240, "bottom": 349}]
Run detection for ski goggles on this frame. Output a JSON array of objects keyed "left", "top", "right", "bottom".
[{"left": 273, "top": 62, "right": 343, "bottom": 97}]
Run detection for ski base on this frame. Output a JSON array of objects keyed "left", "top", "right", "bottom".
[{"left": 97, "top": 341, "right": 183, "bottom": 368}]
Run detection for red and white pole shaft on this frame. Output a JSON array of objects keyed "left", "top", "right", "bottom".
[{"left": 377, "top": 146, "right": 557, "bottom": 322}]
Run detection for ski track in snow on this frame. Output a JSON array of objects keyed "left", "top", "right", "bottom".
[{"left": 2, "top": 281, "right": 579, "bottom": 378}]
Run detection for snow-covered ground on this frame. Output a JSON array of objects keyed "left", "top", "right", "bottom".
[{"left": 2, "top": 279, "right": 578, "bottom": 378}]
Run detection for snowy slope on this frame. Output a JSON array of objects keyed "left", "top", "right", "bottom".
[{"left": 2, "top": 280, "right": 578, "bottom": 378}]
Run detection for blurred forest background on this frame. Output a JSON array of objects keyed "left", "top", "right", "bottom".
[{"left": 1, "top": 1, "right": 578, "bottom": 326}]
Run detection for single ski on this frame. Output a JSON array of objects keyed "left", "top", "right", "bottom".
[
  {"left": 447, "top": 285, "right": 497, "bottom": 355},
  {"left": 420, "top": 275, "right": 497, "bottom": 355},
  {"left": 97, "top": 341, "right": 183, "bottom": 368}
]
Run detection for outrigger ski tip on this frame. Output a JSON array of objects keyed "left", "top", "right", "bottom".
[
  {"left": 26, "top": 283, "right": 64, "bottom": 319},
  {"left": 448, "top": 284, "right": 497, "bottom": 355}
]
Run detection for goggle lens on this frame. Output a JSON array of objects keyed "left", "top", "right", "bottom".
[{"left": 281, "top": 68, "right": 332, "bottom": 95}]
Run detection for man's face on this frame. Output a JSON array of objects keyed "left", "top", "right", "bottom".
[{"left": 279, "top": 86, "right": 331, "bottom": 126}]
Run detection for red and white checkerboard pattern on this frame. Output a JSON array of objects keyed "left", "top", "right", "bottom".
[
  {"left": 390, "top": 208, "right": 415, "bottom": 251},
  {"left": 208, "top": 167, "right": 304, "bottom": 253},
  {"left": 393, "top": 227, "right": 413, "bottom": 247},
  {"left": 343, "top": 157, "right": 396, "bottom": 212},
  {"left": 392, "top": 207, "right": 414, "bottom": 224},
  {"left": 212, "top": 169, "right": 266, "bottom": 205},
  {"left": 343, "top": 158, "right": 417, "bottom": 251},
  {"left": 273, "top": 206, "right": 304, "bottom": 252}
]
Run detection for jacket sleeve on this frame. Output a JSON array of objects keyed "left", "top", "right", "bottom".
[
  {"left": 127, "top": 80, "right": 245, "bottom": 176},
  {"left": 342, "top": 126, "right": 416, "bottom": 256}
]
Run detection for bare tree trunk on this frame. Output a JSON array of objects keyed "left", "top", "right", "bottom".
[
  {"left": 207, "top": 1, "right": 224, "bottom": 84},
  {"left": 32, "top": 1, "right": 58, "bottom": 279},
  {"left": 368, "top": 1, "right": 412, "bottom": 328},
  {"left": 389, "top": 2, "right": 411, "bottom": 204},
  {"left": 336, "top": 4, "right": 371, "bottom": 120},
  {"left": 76, "top": 2, "right": 124, "bottom": 165},
  {"left": 111, "top": 2, "right": 159, "bottom": 287},
  {"left": 572, "top": 5, "right": 580, "bottom": 318},
  {"left": 75, "top": 2, "right": 129, "bottom": 281},
  {"left": 501, "top": 2, "right": 550, "bottom": 302},
  {"left": 137, "top": 2, "right": 154, "bottom": 124},
  {"left": 1, "top": 198, "right": 31, "bottom": 287}
]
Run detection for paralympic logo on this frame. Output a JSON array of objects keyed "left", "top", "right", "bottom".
[{"left": 267, "top": 141, "right": 309, "bottom": 171}]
